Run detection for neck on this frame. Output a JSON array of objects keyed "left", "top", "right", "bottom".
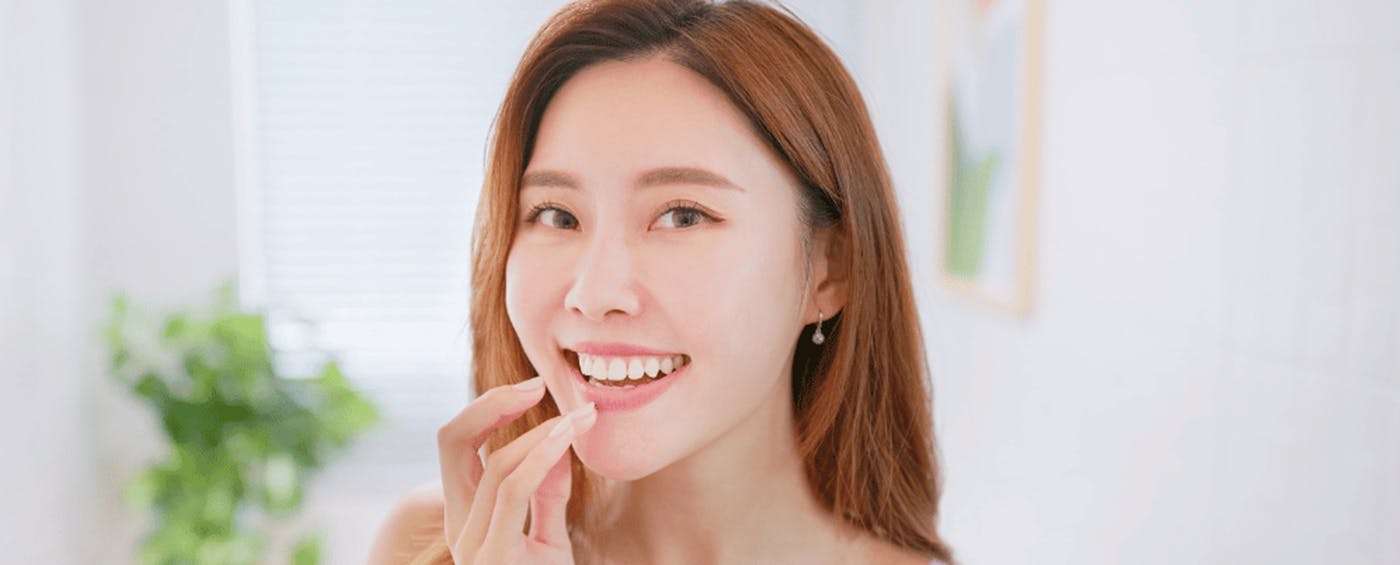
[{"left": 580, "top": 369, "right": 860, "bottom": 564}]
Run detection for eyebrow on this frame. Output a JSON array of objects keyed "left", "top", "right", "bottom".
[{"left": 520, "top": 166, "right": 746, "bottom": 192}]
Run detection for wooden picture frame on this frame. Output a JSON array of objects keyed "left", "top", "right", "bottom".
[{"left": 938, "top": 0, "right": 1043, "bottom": 317}]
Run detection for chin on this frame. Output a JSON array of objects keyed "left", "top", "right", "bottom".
[{"left": 572, "top": 427, "right": 675, "bottom": 481}]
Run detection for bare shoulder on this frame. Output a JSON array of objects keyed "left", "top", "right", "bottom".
[
  {"left": 856, "top": 532, "right": 942, "bottom": 565},
  {"left": 367, "top": 480, "right": 447, "bottom": 564}
]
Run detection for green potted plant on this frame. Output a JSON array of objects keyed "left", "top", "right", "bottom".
[{"left": 100, "top": 280, "right": 379, "bottom": 565}]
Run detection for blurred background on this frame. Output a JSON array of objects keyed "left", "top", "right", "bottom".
[{"left": 1, "top": 0, "right": 1396, "bottom": 563}]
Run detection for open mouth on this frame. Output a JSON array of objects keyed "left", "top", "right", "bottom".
[{"left": 563, "top": 349, "right": 691, "bottom": 387}]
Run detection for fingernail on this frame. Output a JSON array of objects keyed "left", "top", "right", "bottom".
[
  {"left": 573, "top": 402, "right": 598, "bottom": 427},
  {"left": 511, "top": 376, "right": 545, "bottom": 392},
  {"left": 548, "top": 416, "right": 574, "bottom": 439},
  {"left": 568, "top": 401, "right": 595, "bottom": 416}
]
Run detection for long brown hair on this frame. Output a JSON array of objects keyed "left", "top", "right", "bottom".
[{"left": 412, "top": 1, "right": 953, "bottom": 562}]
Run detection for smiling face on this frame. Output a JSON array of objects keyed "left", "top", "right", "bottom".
[{"left": 503, "top": 55, "right": 813, "bottom": 480}]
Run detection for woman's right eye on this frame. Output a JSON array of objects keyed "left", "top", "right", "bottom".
[{"left": 525, "top": 204, "right": 579, "bottom": 230}]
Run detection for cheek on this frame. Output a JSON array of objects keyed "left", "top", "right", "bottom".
[
  {"left": 652, "top": 227, "right": 803, "bottom": 376},
  {"left": 505, "top": 247, "right": 562, "bottom": 364},
  {"left": 656, "top": 226, "right": 800, "bottom": 304}
]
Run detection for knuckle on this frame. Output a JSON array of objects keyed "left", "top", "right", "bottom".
[
  {"left": 497, "top": 475, "right": 531, "bottom": 503},
  {"left": 435, "top": 423, "right": 455, "bottom": 444},
  {"left": 436, "top": 389, "right": 508, "bottom": 445},
  {"left": 480, "top": 455, "right": 510, "bottom": 484},
  {"left": 436, "top": 426, "right": 469, "bottom": 452}
]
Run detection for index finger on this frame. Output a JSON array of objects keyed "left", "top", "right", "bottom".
[{"left": 436, "top": 376, "right": 547, "bottom": 540}]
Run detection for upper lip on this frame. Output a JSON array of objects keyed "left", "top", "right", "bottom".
[{"left": 566, "top": 342, "right": 684, "bottom": 356}]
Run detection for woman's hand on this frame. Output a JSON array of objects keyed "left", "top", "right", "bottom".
[{"left": 436, "top": 375, "right": 597, "bottom": 564}]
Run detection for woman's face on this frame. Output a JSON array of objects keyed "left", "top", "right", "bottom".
[{"left": 504, "top": 56, "right": 813, "bottom": 480}]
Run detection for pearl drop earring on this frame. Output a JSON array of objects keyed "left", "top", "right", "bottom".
[{"left": 812, "top": 309, "right": 826, "bottom": 345}]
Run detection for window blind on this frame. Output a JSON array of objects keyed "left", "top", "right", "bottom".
[{"left": 243, "top": 1, "right": 569, "bottom": 462}]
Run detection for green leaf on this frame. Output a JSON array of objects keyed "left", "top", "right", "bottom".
[
  {"left": 292, "top": 532, "right": 322, "bottom": 565},
  {"left": 133, "top": 372, "right": 170, "bottom": 404},
  {"left": 163, "top": 313, "right": 190, "bottom": 341},
  {"left": 124, "top": 469, "right": 158, "bottom": 511},
  {"left": 262, "top": 453, "right": 300, "bottom": 511},
  {"left": 111, "top": 345, "right": 131, "bottom": 371}
]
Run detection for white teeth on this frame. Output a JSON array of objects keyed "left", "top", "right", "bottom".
[
  {"left": 574, "top": 352, "right": 689, "bottom": 382},
  {"left": 607, "top": 359, "right": 627, "bottom": 381}
]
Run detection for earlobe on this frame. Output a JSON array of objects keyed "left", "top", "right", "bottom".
[
  {"left": 809, "top": 227, "right": 850, "bottom": 321},
  {"left": 813, "top": 278, "right": 849, "bottom": 321}
]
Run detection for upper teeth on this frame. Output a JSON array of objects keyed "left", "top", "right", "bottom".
[{"left": 578, "top": 353, "right": 688, "bottom": 381}]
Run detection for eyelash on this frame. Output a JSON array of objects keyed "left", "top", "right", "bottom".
[{"left": 522, "top": 200, "right": 720, "bottom": 230}]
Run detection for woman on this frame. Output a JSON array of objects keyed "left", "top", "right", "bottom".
[{"left": 369, "top": 0, "right": 955, "bottom": 563}]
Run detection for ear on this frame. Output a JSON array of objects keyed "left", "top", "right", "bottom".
[{"left": 806, "top": 226, "right": 849, "bottom": 324}]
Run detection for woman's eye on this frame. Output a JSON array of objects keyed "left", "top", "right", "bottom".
[
  {"left": 652, "top": 206, "right": 714, "bottom": 230},
  {"left": 525, "top": 202, "right": 716, "bottom": 231},
  {"left": 526, "top": 205, "right": 579, "bottom": 230}
]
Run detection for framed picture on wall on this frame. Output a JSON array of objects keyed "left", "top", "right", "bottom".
[{"left": 939, "top": 0, "right": 1043, "bottom": 316}]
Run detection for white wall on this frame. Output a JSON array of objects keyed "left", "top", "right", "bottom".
[
  {"left": 0, "top": 0, "right": 96, "bottom": 562},
  {"left": 859, "top": 1, "right": 1399, "bottom": 563},
  {"left": 76, "top": 0, "right": 244, "bottom": 561},
  {"left": 2, "top": 0, "right": 242, "bottom": 562}
]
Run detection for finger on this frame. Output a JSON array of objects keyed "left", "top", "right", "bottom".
[
  {"left": 437, "top": 376, "right": 546, "bottom": 541},
  {"left": 527, "top": 443, "right": 575, "bottom": 547},
  {"left": 483, "top": 403, "right": 597, "bottom": 555},
  {"left": 457, "top": 411, "right": 569, "bottom": 554}
]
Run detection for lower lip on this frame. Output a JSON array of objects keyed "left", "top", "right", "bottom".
[{"left": 569, "top": 360, "right": 688, "bottom": 412}]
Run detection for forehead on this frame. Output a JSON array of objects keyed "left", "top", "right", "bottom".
[{"left": 527, "top": 56, "right": 793, "bottom": 193}]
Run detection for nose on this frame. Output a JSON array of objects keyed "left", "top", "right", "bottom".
[{"left": 563, "top": 227, "right": 641, "bottom": 322}]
